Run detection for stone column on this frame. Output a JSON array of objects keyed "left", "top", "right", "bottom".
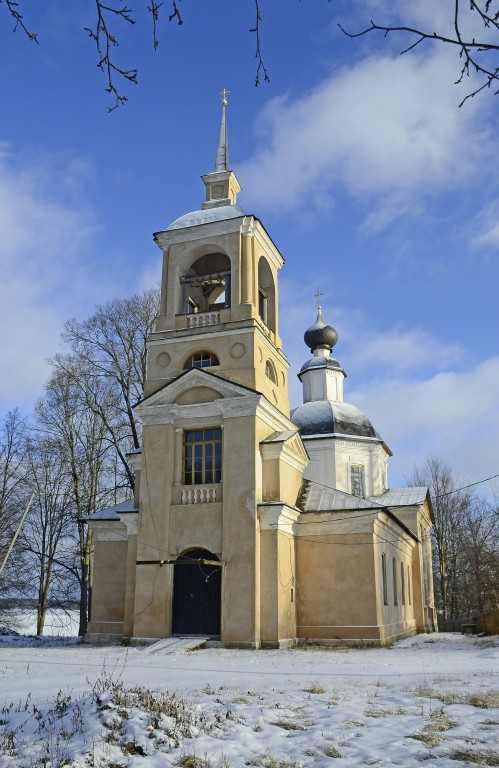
[
  {"left": 174, "top": 428, "right": 183, "bottom": 486},
  {"left": 241, "top": 219, "right": 254, "bottom": 305}
]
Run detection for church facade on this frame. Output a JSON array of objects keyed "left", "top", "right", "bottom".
[{"left": 85, "top": 99, "right": 437, "bottom": 648}]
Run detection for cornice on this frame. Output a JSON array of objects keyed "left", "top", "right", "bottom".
[
  {"left": 258, "top": 504, "right": 300, "bottom": 532},
  {"left": 154, "top": 216, "right": 245, "bottom": 249}
]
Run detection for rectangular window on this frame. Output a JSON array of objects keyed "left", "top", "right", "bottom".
[
  {"left": 401, "top": 562, "right": 405, "bottom": 606},
  {"left": 183, "top": 428, "right": 222, "bottom": 485},
  {"left": 351, "top": 466, "right": 364, "bottom": 497},
  {"left": 393, "top": 557, "right": 398, "bottom": 606},
  {"left": 381, "top": 553, "right": 388, "bottom": 605},
  {"left": 407, "top": 564, "right": 411, "bottom": 605}
]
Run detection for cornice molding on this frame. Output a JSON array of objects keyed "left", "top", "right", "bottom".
[{"left": 258, "top": 504, "right": 300, "bottom": 532}]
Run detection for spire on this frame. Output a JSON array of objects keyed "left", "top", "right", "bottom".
[
  {"left": 201, "top": 89, "right": 241, "bottom": 210},
  {"left": 215, "top": 89, "right": 229, "bottom": 172}
]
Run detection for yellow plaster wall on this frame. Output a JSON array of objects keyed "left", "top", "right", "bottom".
[
  {"left": 295, "top": 531, "right": 385, "bottom": 641},
  {"left": 169, "top": 505, "right": 223, "bottom": 556},
  {"left": 132, "top": 423, "right": 175, "bottom": 638},
  {"left": 259, "top": 520, "right": 296, "bottom": 647},
  {"left": 220, "top": 414, "right": 260, "bottom": 646},
  {"left": 89, "top": 539, "right": 127, "bottom": 627}
]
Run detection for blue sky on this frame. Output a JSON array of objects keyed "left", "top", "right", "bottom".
[{"left": 1, "top": 0, "right": 498, "bottom": 489}]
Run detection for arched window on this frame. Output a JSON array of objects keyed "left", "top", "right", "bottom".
[
  {"left": 181, "top": 252, "right": 231, "bottom": 314},
  {"left": 257, "top": 257, "right": 276, "bottom": 332},
  {"left": 265, "top": 359, "right": 278, "bottom": 384},
  {"left": 184, "top": 351, "right": 220, "bottom": 369}
]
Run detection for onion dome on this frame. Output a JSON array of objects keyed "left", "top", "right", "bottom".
[
  {"left": 291, "top": 401, "right": 381, "bottom": 439},
  {"left": 304, "top": 306, "right": 338, "bottom": 352}
]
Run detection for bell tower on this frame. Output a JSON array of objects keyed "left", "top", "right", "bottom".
[{"left": 145, "top": 93, "right": 290, "bottom": 416}]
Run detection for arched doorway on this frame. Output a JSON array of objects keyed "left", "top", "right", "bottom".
[{"left": 172, "top": 548, "right": 222, "bottom": 636}]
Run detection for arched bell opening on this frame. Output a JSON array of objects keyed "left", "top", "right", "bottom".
[
  {"left": 257, "top": 256, "right": 276, "bottom": 333},
  {"left": 180, "top": 253, "right": 231, "bottom": 315},
  {"left": 171, "top": 548, "right": 222, "bottom": 636}
]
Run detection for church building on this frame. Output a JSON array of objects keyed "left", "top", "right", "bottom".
[{"left": 85, "top": 96, "right": 437, "bottom": 648}]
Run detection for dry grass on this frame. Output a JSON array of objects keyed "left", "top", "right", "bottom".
[
  {"left": 412, "top": 684, "right": 499, "bottom": 709},
  {"left": 248, "top": 754, "right": 302, "bottom": 768},
  {"left": 427, "top": 710, "right": 456, "bottom": 732},
  {"left": 268, "top": 719, "right": 307, "bottom": 731},
  {"left": 303, "top": 682, "right": 326, "bottom": 694},
  {"left": 468, "top": 691, "right": 499, "bottom": 709},
  {"left": 321, "top": 744, "right": 342, "bottom": 758},
  {"left": 448, "top": 749, "right": 499, "bottom": 766},
  {"left": 176, "top": 752, "right": 211, "bottom": 768},
  {"left": 410, "top": 732, "right": 442, "bottom": 748},
  {"left": 365, "top": 705, "right": 407, "bottom": 718}
]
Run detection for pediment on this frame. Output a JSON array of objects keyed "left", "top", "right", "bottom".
[
  {"left": 173, "top": 386, "right": 223, "bottom": 405},
  {"left": 287, "top": 433, "right": 310, "bottom": 465},
  {"left": 135, "top": 368, "right": 251, "bottom": 413},
  {"left": 260, "top": 429, "right": 309, "bottom": 469}
]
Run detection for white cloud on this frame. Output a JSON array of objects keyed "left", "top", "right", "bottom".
[
  {"left": 470, "top": 199, "right": 499, "bottom": 250},
  {"left": 349, "top": 358, "right": 499, "bottom": 486},
  {"left": 238, "top": 49, "right": 491, "bottom": 227},
  {"left": 0, "top": 143, "right": 99, "bottom": 411},
  {"left": 346, "top": 327, "right": 462, "bottom": 374}
]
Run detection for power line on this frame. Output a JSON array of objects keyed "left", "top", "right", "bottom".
[{"left": 432, "top": 472, "right": 499, "bottom": 500}]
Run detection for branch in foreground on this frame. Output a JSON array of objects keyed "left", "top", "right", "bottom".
[
  {"left": 339, "top": 3, "right": 499, "bottom": 107},
  {"left": 250, "top": 0, "right": 269, "bottom": 86},
  {"left": 2, "top": 0, "right": 38, "bottom": 42}
]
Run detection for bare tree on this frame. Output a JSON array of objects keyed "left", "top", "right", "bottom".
[
  {"left": 407, "top": 456, "right": 472, "bottom": 622},
  {"left": 6, "top": 1, "right": 499, "bottom": 109},
  {"left": 408, "top": 455, "right": 499, "bottom": 622},
  {"left": 60, "top": 288, "right": 159, "bottom": 494},
  {"left": 0, "top": 409, "right": 29, "bottom": 604},
  {"left": 457, "top": 497, "right": 499, "bottom": 615},
  {"left": 36, "top": 369, "right": 110, "bottom": 635},
  {"left": 22, "top": 436, "right": 75, "bottom": 635}
]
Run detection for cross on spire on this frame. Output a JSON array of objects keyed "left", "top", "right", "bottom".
[
  {"left": 221, "top": 88, "right": 229, "bottom": 106},
  {"left": 314, "top": 290, "right": 323, "bottom": 307}
]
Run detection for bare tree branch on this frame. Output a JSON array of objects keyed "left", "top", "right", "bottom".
[
  {"left": 1, "top": 0, "right": 38, "bottom": 42},
  {"left": 250, "top": 0, "right": 270, "bottom": 86},
  {"left": 84, "top": 1, "right": 138, "bottom": 112},
  {"left": 339, "top": 0, "right": 499, "bottom": 106}
]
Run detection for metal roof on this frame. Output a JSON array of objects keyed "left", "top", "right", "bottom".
[
  {"left": 292, "top": 400, "right": 381, "bottom": 440},
  {"left": 368, "top": 487, "right": 429, "bottom": 507},
  {"left": 86, "top": 498, "right": 137, "bottom": 521},
  {"left": 167, "top": 204, "right": 245, "bottom": 230},
  {"left": 299, "top": 482, "right": 383, "bottom": 512}
]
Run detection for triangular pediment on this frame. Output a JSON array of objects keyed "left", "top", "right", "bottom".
[
  {"left": 260, "top": 429, "right": 309, "bottom": 470},
  {"left": 287, "top": 433, "right": 310, "bottom": 464},
  {"left": 135, "top": 368, "right": 255, "bottom": 413}
]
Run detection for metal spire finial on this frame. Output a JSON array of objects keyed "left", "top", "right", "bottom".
[{"left": 215, "top": 89, "right": 229, "bottom": 172}]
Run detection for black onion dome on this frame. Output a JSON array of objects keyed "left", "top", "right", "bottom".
[
  {"left": 291, "top": 400, "right": 381, "bottom": 439},
  {"left": 304, "top": 306, "right": 338, "bottom": 352}
]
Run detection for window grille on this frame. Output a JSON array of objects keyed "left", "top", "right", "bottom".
[{"left": 351, "top": 466, "right": 364, "bottom": 497}]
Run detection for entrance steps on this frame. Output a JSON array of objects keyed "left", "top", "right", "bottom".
[{"left": 143, "top": 636, "right": 210, "bottom": 654}]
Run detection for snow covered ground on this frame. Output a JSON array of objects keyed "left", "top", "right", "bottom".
[{"left": 0, "top": 630, "right": 497, "bottom": 767}]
